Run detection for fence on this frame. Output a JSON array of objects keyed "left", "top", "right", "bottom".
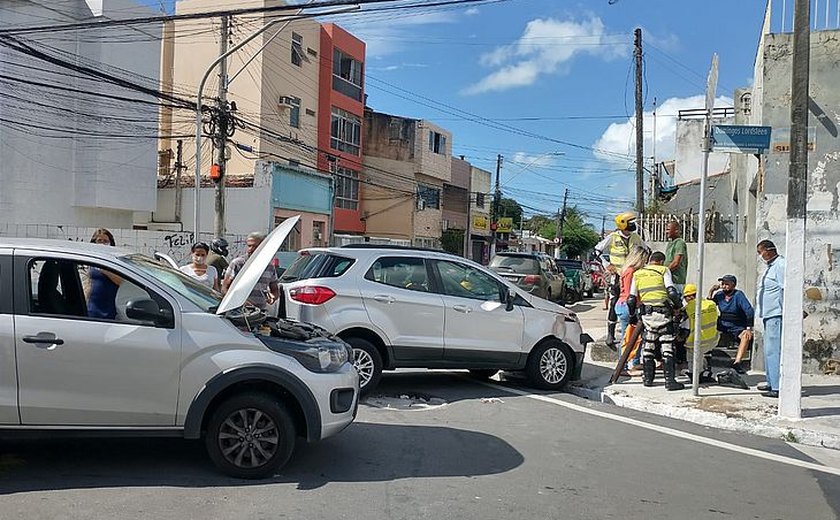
[
  {"left": 774, "top": 0, "right": 840, "bottom": 32},
  {"left": 640, "top": 213, "right": 749, "bottom": 243}
]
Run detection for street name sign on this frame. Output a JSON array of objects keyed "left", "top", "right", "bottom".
[{"left": 711, "top": 125, "right": 772, "bottom": 154}]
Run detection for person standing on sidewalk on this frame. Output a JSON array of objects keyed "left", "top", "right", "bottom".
[
  {"left": 756, "top": 240, "right": 785, "bottom": 398},
  {"left": 627, "top": 251, "right": 684, "bottom": 390},
  {"left": 207, "top": 237, "right": 230, "bottom": 286},
  {"left": 222, "top": 231, "right": 279, "bottom": 313},
  {"left": 615, "top": 246, "right": 650, "bottom": 372},
  {"left": 594, "top": 211, "right": 645, "bottom": 347},
  {"left": 665, "top": 220, "right": 689, "bottom": 370}
]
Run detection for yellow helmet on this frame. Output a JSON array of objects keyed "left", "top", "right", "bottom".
[
  {"left": 615, "top": 211, "right": 637, "bottom": 231},
  {"left": 683, "top": 283, "right": 698, "bottom": 298}
]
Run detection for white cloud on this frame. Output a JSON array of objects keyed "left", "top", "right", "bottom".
[
  {"left": 369, "top": 62, "right": 430, "bottom": 72},
  {"left": 593, "top": 94, "right": 734, "bottom": 164},
  {"left": 464, "top": 7, "right": 479, "bottom": 16},
  {"left": 463, "top": 16, "right": 627, "bottom": 95},
  {"left": 511, "top": 152, "right": 558, "bottom": 168}
]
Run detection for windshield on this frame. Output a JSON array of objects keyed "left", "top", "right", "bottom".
[
  {"left": 489, "top": 256, "right": 540, "bottom": 274},
  {"left": 281, "top": 251, "right": 355, "bottom": 282},
  {"left": 122, "top": 254, "right": 220, "bottom": 312}
]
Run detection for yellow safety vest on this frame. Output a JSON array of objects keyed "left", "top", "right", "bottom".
[
  {"left": 633, "top": 264, "right": 669, "bottom": 306},
  {"left": 608, "top": 232, "right": 642, "bottom": 268},
  {"left": 685, "top": 298, "right": 720, "bottom": 351}
]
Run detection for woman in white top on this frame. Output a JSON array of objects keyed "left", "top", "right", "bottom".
[{"left": 180, "top": 242, "right": 219, "bottom": 291}]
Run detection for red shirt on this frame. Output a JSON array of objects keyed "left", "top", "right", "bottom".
[{"left": 618, "top": 267, "right": 635, "bottom": 303}]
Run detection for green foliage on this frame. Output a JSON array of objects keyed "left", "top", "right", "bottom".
[
  {"left": 497, "top": 197, "right": 523, "bottom": 226},
  {"left": 440, "top": 229, "right": 465, "bottom": 256},
  {"left": 525, "top": 207, "right": 600, "bottom": 259}
]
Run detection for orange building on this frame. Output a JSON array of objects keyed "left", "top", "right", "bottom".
[{"left": 318, "top": 24, "right": 366, "bottom": 236}]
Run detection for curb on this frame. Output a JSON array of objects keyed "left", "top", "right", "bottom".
[{"left": 567, "top": 383, "right": 840, "bottom": 451}]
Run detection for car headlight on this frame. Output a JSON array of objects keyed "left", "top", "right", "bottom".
[{"left": 260, "top": 337, "right": 350, "bottom": 373}]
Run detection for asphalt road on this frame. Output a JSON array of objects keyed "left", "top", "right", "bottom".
[{"left": 1, "top": 369, "right": 838, "bottom": 520}]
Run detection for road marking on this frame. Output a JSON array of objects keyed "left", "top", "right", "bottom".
[{"left": 472, "top": 379, "right": 840, "bottom": 478}]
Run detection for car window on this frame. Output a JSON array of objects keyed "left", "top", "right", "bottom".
[
  {"left": 365, "top": 256, "right": 430, "bottom": 292},
  {"left": 28, "top": 258, "right": 171, "bottom": 325},
  {"left": 433, "top": 261, "right": 503, "bottom": 302},
  {"left": 489, "top": 255, "right": 540, "bottom": 274},
  {"left": 281, "top": 252, "right": 354, "bottom": 282}
]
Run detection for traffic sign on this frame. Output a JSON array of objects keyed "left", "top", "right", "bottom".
[{"left": 711, "top": 125, "right": 772, "bottom": 154}]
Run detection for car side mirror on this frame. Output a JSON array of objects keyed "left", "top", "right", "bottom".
[
  {"left": 126, "top": 298, "right": 174, "bottom": 328},
  {"left": 505, "top": 288, "right": 516, "bottom": 312}
]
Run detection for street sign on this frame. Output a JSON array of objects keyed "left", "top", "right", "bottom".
[
  {"left": 553, "top": 237, "right": 561, "bottom": 244},
  {"left": 711, "top": 125, "right": 772, "bottom": 154}
]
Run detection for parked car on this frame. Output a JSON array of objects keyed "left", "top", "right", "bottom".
[
  {"left": 555, "top": 258, "right": 593, "bottom": 301},
  {"left": 488, "top": 252, "right": 566, "bottom": 302},
  {"left": 282, "top": 245, "right": 593, "bottom": 394},
  {"left": 0, "top": 217, "right": 358, "bottom": 479}
]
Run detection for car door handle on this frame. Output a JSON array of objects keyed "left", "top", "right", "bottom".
[
  {"left": 453, "top": 305, "right": 472, "bottom": 314},
  {"left": 22, "top": 333, "right": 64, "bottom": 348},
  {"left": 373, "top": 295, "right": 396, "bottom": 304}
]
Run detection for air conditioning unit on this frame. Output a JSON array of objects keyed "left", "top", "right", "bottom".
[{"left": 278, "top": 96, "right": 295, "bottom": 108}]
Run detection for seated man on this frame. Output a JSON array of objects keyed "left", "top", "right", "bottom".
[{"left": 709, "top": 274, "right": 755, "bottom": 374}]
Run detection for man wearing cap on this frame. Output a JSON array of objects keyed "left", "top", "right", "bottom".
[{"left": 709, "top": 274, "right": 755, "bottom": 374}]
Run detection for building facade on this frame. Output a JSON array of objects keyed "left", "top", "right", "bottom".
[
  {"left": 318, "top": 24, "right": 366, "bottom": 237},
  {"left": 469, "top": 165, "right": 493, "bottom": 263},
  {"left": 0, "top": 0, "right": 161, "bottom": 230},
  {"left": 362, "top": 109, "right": 453, "bottom": 248},
  {"left": 441, "top": 157, "right": 472, "bottom": 255}
]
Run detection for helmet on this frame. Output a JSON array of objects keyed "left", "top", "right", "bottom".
[
  {"left": 211, "top": 237, "right": 229, "bottom": 256},
  {"left": 683, "top": 283, "right": 697, "bottom": 298},
  {"left": 615, "top": 211, "right": 637, "bottom": 232}
]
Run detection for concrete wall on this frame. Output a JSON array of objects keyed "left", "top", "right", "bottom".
[
  {"left": 756, "top": 30, "right": 840, "bottom": 372},
  {"left": 648, "top": 241, "right": 749, "bottom": 296},
  {"left": 674, "top": 118, "right": 732, "bottom": 185},
  {"left": 415, "top": 121, "right": 452, "bottom": 183},
  {"left": 470, "top": 166, "right": 492, "bottom": 237},
  {"left": 0, "top": 0, "right": 160, "bottom": 230}
]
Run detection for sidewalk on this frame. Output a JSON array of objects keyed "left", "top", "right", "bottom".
[{"left": 566, "top": 299, "right": 840, "bottom": 450}]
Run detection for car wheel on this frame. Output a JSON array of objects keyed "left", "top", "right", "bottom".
[
  {"left": 346, "top": 337, "right": 383, "bottom": 395},
  {"left": 526, "top": 340, "right": 575, "bottom": 390},
  {"left": 468, "top": 369, "right": 499, "bottom": 380},
  {"left": 205, "top": 392, "right": 296, "bottom": 479}
]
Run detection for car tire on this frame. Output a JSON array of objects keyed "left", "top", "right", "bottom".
[
  {"left": 346, "top": 337, "right": 383, "bottom": 395},
  {"left": 468, "top": 369, "right": 499, "bottom": 380},
  {"left": 526, "top": 340, "right": 575, "bottom": 390},
  {"left": 205, "top": 392, "right": 296, "bottom": 479}
]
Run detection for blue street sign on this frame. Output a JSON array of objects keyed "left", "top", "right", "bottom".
[{"left": 711, "top": 125, "right": 772, "bottom": 154}]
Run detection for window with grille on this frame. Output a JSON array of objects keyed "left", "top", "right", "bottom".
[{"left": 330, "top": 108, "right": 361, "bottom": 155}]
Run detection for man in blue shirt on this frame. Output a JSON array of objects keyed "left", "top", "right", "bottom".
[
  {"left": 756, "top": 240, "right": 785, "bottom": 398},
  {"left": 709, "top": 274, "right": 755, "bottom": 374}
]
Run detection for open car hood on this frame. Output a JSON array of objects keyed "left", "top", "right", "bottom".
[{"left": 216, "top": 216, "right": 300, "bottom": 315}]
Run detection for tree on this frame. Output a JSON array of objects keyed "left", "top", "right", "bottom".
[
  {"left": 497, "top": 197, "right": 523, "bottom": 227},
  {"left": 440, "top": 229, "right": 465, "bottom": 256},
  {"left": 558, "top": 207, "right": 601, "bottom": 259}
]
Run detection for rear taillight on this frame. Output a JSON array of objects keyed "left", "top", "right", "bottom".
[
  {"left": 289, "top": 286, "right": 336, "bottom": 305},
  {"left": 522, "top": 275, "right": 540, "bottom": 285}
]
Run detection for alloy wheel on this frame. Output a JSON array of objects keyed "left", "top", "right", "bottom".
[
  {"left": 354, "top": 348, "right": 375, "bottom": 388},
  {"left": 217, "top": 407, "right": 280, "bottom": 469},
  {"left": 539, "top": 347, "right": 568, "bottom": 385}
]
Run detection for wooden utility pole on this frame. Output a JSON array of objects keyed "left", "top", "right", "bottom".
[
  {"left": 555, "top": 188, "right": 569, "bottom": 258},
  {"left": 213, "top": 15, "right": 230, "bottom": 239},
  {"left": 174, "top": 139, "right": 184, "bottom": 223},
  {"left": 779, "top": 0, "right": 810, "bottom": 419},
  {"left": 634, "top": 28, "right": 645, "bottom": 214},
  {"left": 490, "top": 154, "right": 503, "bottom": 257}
]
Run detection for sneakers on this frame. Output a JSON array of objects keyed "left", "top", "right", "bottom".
[
  {"left": 757, "top": 382, "right": 770, "bottom": 391},
  {"left": 761, "top": 390, "right": 779, "bottom": 398},
  {"left": 731, "top": 361, "right": 746, "bottom": 375}
]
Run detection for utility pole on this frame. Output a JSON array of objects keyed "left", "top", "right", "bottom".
[
  {"left": 555, "top": 188, "right": 568, "bottom": 259},
  {"left": 779, "top": 0, "right": 810, "bottom": 419},
  {"left": 601, "top": 215, "right": 606, "bottom": 237},
  {"left": 213, "top": 15, "right": 230, "bottom": 239},
  {"left": 174, "top": 139, "right": 184, "bottom": 223},
  {"left": 634, "top": 27, "right": 645, "bottom": 215},
  {"left": 490, "top": 154, "right": 503, "bottom": 257}
]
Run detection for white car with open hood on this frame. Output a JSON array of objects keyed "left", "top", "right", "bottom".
[{"left": 0, "top": 216, "right": 358, "bottom": 479}]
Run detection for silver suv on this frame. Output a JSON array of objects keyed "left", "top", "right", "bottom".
[
  {"left": 282, "top": 245, "right": 593, "bottom": 394},
  {"left": 0, "top": 217, "right": 358, "bottom": 479}
]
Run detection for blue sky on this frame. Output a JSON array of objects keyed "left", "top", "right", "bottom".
[{"left": 150, "top": 0, "right": 773, "bottom": 225}]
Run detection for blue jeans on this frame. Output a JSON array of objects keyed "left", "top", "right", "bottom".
[{"left": 763, "top": 316, "right": 782, "bottom": 391}]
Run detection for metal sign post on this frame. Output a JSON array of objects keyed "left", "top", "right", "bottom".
[{"left": 692, "top": 53, "right": 718, "bottom": 397}]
